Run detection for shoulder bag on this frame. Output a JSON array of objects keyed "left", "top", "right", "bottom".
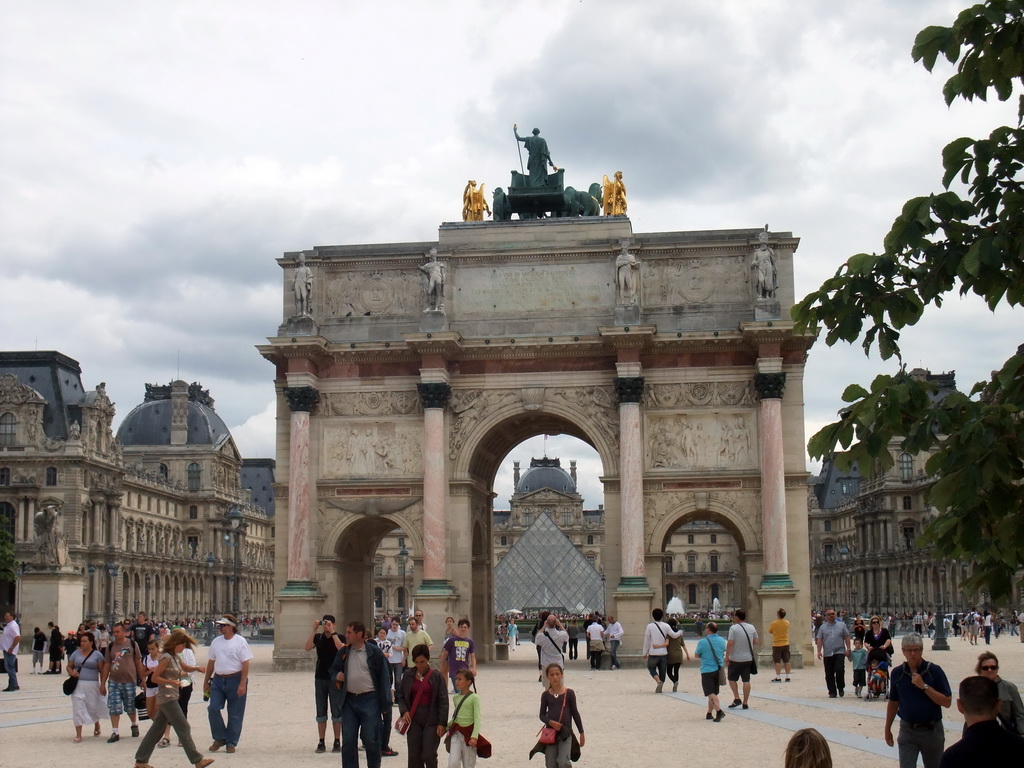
[
  {"left": 741, "top": 624, "right": 758, "bottom": 674},
  {"left": 63, "top": 649, "right": 96, "bottom": 695},
  {"left": 396, "top": 669, "right": 430, "bottom": 735},
  {"left": 708, "top": 638, "right": 727, "bottom": 685},
  {"left": 537, "top": 690, "right": 568, "bottom": 744}
]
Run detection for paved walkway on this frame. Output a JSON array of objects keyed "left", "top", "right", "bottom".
[{"left": 1, "top": 632, "right": 1020, "bottom": 767}]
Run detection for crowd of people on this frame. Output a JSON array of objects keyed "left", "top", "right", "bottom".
[{"left": 3, "top": 603, "right": 1023, "bottom": 768}]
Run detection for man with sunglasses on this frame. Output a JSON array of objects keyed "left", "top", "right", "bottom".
[{"left": 884, "top": 633, "right": 952, "bottom": 768}]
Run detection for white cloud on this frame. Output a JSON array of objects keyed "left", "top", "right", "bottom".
[{"left": 1, "top": 0, "right": 1018, "bottom": 491}]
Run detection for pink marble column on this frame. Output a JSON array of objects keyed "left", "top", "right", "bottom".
[
  {"left": 417, "top": 383, "right": 451, "bottom": 589},
  {"left": 283, "top": 386, "right": 319, "bottom": 591},
  {"left": 615, "top": 377, "right": 648, "bottom": 587},
  {"left": 755, "top": 372, "right": 792, "bottom": 587}
]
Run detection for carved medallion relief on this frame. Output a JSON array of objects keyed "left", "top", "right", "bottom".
[
  {"left": 324, "top": 270, "right": 422, "bottom": 318},
  {"left": 646, "top": 412, "right": 756, "bottom": 471},
  {"left": 322, "top": 421, "right": 422, "bottom": 478},
  {"left": 641, "top": 257, "right": 748, "bottom": 307}
]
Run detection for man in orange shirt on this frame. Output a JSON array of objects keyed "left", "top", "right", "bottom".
[{"left": 769, "top": 608, "right": 792, "bottom": 683}]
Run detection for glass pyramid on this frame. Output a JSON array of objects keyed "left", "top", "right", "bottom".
[{"left": 494, "top": 512, "right": 604, "bottom": 614}]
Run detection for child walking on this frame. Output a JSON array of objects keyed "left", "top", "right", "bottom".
[
  {"left": 446, "top": 670, "right": 481, "bottom": 768},
  {"left": 851, "top": 638, "right": 868, "bottom": 698}
]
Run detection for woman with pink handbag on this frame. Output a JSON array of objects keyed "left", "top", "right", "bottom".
[{"left": 529, "top": 664, "right": 584, "bottom": 768}]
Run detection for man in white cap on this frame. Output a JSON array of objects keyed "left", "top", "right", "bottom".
[{"left": 202, "top": 614, "right": 253, "bottom": 754}]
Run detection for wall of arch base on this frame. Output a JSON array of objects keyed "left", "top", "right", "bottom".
[{"left": 272, "top": 592, "right": 326, "bottom": 671}]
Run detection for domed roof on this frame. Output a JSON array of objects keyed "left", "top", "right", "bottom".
[
  {"left": 515, "top": 457, "right": 576, "bottom": 494},
  {"left": 117, "top": 381, "right": 232, "bottom": 447}
]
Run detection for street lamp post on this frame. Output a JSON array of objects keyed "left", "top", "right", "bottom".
[
  {"left": 106, "top": 562, "right": 118, "bottom": 629},
  {"left": 226, "top": 505, "right": 248, "bottom": 616},
  {"left": 851, "top": 589, "right": 858, "bottom": 615},
  {"left": 206, "top": 553, "right": 217, "bottom": 643},
  {"left": 932, "top": 564, "right": 949, "bottom": 651},
  {"left": 398, "top": 545, "right": 409, "bottom": 620}
]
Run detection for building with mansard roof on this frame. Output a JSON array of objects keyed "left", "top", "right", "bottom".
[
  {"left": 806, "top": 368, "right": 1017, "bottom": 615},
  {"left": 0, "top": 351, "right": 274, "bottom": 626}
]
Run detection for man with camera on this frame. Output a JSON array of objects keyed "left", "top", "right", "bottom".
[
  {"left": 535, "top": 613, "right": 569, "bottom": 680},
  {"left": 305, "top": 615, "right": 344, "bottom": 754}
]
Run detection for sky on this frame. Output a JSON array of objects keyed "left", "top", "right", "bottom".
[{"left": 2, "top": 1, "right": 1019, "bottom": 511}]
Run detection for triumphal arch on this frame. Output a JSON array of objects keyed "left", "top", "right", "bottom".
[{"left": 260, "top": 214, "right": 814, "bottom": 669}]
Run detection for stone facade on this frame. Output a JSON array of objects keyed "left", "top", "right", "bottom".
[
  {"left": 807, "top": 369, "right": 1021, "bottom": 614},
  {"left": 259, "top": 217, "right": 814, "bottom": 669},
  {"left": 0, "top": 352, "right": 275, "bottom": 633}
]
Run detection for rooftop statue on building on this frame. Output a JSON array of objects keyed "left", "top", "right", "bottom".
[{"left": 513, "top": 125, "right": 558, "bottom": 187}]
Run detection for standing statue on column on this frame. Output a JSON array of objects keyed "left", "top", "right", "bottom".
[
  {"left": 752, "top": 226, "right": 777, "bottom": 299},
  {"left": 615, "top": 241, "right": 640, "bottom": 305},
  {"left": 34, "top": 502, "right": 69, "bottom": 566},
  {"left": 293, "top": 253, "right": 314, "bottom": 315},
  {"left": 419, "top": 247, "right": 447, "bottom": 312},
  {"left": 514, "top": 124, "right": 557, "bottom": 186}
]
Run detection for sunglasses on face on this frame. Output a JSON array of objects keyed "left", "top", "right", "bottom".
[{"left": 980, "top": 665, "right": 998, "bottom": 671}]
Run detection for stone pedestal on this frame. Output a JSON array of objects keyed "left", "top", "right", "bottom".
[
  {"left": 19, "top": 566, "right": 86, "bottom": 636},
  {"left": 272, "top": 593, "right": 325, "bottom": 671},
  {"left": 282, "top": 315, "right": 319, "bottom": 336},
  {"left": 611, "top": 586, "right": 655, "bottom": 659},
  {"left": 753, "top": 300, "right": 781, "bottom": 321},
  {"left": 614, "top": 304, "right": 640, "bottom": 325},
  {"left": 412, "top": 591, "right": 460, "bottom": 635},
  {"left": 420, "top": 311, "right": 449, "bottom": 333}
]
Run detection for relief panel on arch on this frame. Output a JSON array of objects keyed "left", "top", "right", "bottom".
[
  {"left": 646, "top": 412, "right": 757, "bottom": 471},
  {"left": 321, "top": 421, "right": 423, "bottom": 478}
]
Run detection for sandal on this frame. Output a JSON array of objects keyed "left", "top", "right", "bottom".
[
  {"left": 94, "top": 725, "right": 101, "bottom": 737},
  {"left": 73, "top": 736, "right": 83, "bottom": 743},
  {"left": 158, "top": 737, "right": 171, "bottom": 748}
]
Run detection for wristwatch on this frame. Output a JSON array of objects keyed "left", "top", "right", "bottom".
[{"left": 923, "top": 684, "right": 930, "bottom": 691}]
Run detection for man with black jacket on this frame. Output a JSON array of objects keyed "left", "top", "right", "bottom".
[
  {"left": 940, "top": 676, "right": 1023, "bottom": 766},
  {"left": 331, "top": 621, "right": 392, "bottom": 768}
]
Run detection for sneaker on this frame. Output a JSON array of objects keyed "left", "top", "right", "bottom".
[
  {"left": 131, "top": 725, "right": 140, "bottom": 737},
  {"left": 333, "top": 741, "right": 341, "bottom": 754},
  {"left": 728, "top": 699, "right": 742, "bottom": 708},
  {"left": 382, "top": 748, "right": 399, "bottom": 757},
  {"left": 706, "top": 712, "right": 713, "bottom": 720},
  {"left": 785, "top": 678, "right": 791, "bottom": 682},
  {"left": 209, "top": 740, "right": 225, "bottom": 751},
  {"left": 772, "top": 677, "right": 782, "bottom": 682},
  {"left": 655, "top": 681, "right": 663, "bottom": 693},
  {"left": 2, "top": 686, "right": 20, "bottom": 692},
  {"left": 316, "top": 741, "right": 326, "bottom": 754},
  {"left": 742, "top": 704, "right": 749, "bottom": 710},
  {"left": 226, "top": 746, "right": 236, "bottom": 754},
  {"left": 714, "top": 710, "right": 726, "bottom": 723},
  {"left": 107, "top": 734, "right": 120, "bottom": 743}
]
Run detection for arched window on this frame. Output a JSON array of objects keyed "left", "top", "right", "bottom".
[
  {"left": 0, "top": 413, "right": 15, "bottom": 446},
  {"left": 899, "top": 453, "right": 914, "bottom": 481},
  {"left": 159, "top": 463, "right": 169, "bottom": 479},
  {"left": 45, "top": 466, "right": 58, "bottom": 486},
  {"left": 711, "top": 583, "right": 720, "bottom": 601},
  {"left": 187, "top": 463, "right": 201, "bottom": 490},
  {"left": 665, "top": 584, "right": 675, "bottom": 602},
  {"left": 687, "top": 584, "right": 697, "bottom": 605}
]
